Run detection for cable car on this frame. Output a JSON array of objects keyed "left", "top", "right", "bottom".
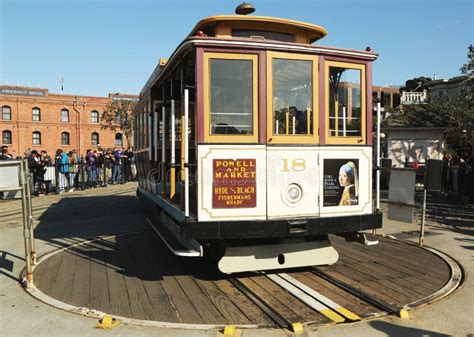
[{"left": 134, "top": 5, "right": 382, "bottom": 273}]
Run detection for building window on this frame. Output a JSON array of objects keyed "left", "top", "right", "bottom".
[
  {"left": 32, "top": 107, "right": 41, "bottom": 121},
  {"left": 2, "top": 130, "right": 12, "bottom": 145},
  {"left": 91, "top": 110, "right": 99, "bottom": 123},
  {"left": 61, "top": 109, "right": 69, "bottom": 122},
  {"left": 91, "top": 132, "right": 99, "bottom": 146},
  {"left": 61, "top": 132, "right": 70, "bottom": 145},
  {"left": 115, "top": 133, "right": 123, "bottom": 146},
  {"left": 32, "top": 131, "right": 41, "bottom": 145},
  {"left": 2, "top": 106, "right": 11, "bottom": 120}
]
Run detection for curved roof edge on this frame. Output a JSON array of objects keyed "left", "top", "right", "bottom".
[{"left": 188, "top": 15, "right": 328, "bottom": 43}]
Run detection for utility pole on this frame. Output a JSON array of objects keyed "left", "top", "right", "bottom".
[{"left": 73, "top": 99, "right": 84, "bottom": 155}]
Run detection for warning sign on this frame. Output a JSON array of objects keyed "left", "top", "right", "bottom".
[{"left": 212, "top": 159, "right": 257, "bottom": 208}]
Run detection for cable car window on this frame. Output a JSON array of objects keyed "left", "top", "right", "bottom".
[
  {"left": 266, "top": 52, "right": 318, "bottom": 144},
  {"left": 204, "top": 53, "right": 258, "bottom": 143},
  {"left": 272, "top": 59, "right": 312, "bottom": 135},
  {"left": 329, "top": 67, "right": 361, "bottom": 137},
  {"left": 210, "top": 59, "right": 253, "bottom": 135},
  {"left": 232, "top": 29, "right": 294, "bottom": 42},
  {"left": 325, "top": 61, "right": 366, "bottom": 144}
]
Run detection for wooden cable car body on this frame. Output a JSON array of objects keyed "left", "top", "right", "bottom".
[{"left": 134, "top": 13, "right": 382, "bottom": 273}]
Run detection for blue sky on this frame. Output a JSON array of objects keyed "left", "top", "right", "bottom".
[{"left": 0, "top": 0, "right": 472, "bottom": 97}]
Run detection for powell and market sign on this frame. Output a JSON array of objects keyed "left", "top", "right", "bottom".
[{"left": 0, "top": 88, "right": 46, "bottom": 97}]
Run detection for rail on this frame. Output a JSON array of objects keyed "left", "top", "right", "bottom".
[
  {"left": 229, "top": 278, "right": 293, "bottom": 330},
  {"left": 401, "top": 91, "right": 428, "bottom": 104},
  {"left": 184, "top": 88, "right": 190, "bottom": 217},
  {"left": 145, "top": 217, "right": 202, "bottom": 257}
]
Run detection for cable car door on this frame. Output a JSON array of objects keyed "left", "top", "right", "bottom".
[{"left": 265, "top": 52, "right": 320, "bottom": 219}]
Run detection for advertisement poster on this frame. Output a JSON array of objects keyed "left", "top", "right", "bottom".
[
  {"left": 212, "top": 159, "right": 257, "bottom": 208},
  {"left": 323, "top": 159, "right": 359, "bottom": 207}
]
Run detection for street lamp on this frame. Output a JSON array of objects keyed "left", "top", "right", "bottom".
[{"left": 378, "top": 83, "right": 393, "bottom": 101}]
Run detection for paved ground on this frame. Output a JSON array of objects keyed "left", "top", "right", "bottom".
[{"left": 0, "top": 183, "right": 472, "bottom": 337}]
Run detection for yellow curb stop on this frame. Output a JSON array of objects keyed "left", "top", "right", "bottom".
[
  {"left": 96, "top": 315, "right": 122, "bottom": 329},
  {"left": 292, "top": 322, "right": 305, "bottom": 334},
  {"left": 398, "top": 309, "right": 410, "bottom": 319},
  {"left": 222, "top": 325, "right": 241, "bottom": 337}
]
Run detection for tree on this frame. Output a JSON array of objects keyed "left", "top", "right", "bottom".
[
  {"left": 101, "top": 99, "right": 137, "bottom": 146},
  {"left": 430, "top": 78, "right": 474, "bottom": 153},
  {"left": 460, "top": 44, "right": 473, "bottom": 76},
  {"left": 385, "top": 45, "right": 474, "bottom": 155},
  {"left": 401, "top": 76, "right": 432, "bottom": 92},
  {"left": 384, "top": 77, "right": 474, "bottom": 154}
]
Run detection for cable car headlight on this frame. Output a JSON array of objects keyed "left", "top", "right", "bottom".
[
  {"left": 288, "top": 186, "right": 300, "bottom": 200},
  {"left": 283, "top": 183, "right": 303, "bottom": 205}
]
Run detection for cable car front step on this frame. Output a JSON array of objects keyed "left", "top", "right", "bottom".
[{"left": 218, "top": 239, "right": 339, "bottom": 274}]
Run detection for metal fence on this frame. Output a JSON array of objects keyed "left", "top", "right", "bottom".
[
  {"left": 380, "top": 158, "right": 474, "bottom": 199},
  {"left": 27, "top": 156, "right": 136, "bottom": 196}
]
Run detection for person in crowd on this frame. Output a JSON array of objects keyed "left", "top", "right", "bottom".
[
  {"left": 23, "top": 148, "right": 32, "bottom": 159},
  {"left": 124, "top": 147, "right": 136, "bottom": 181},
  {"left": 0, "top": 148, "right": 12, "bottom": 160},
  {"left": 28, "top": 150, "right": 46, "bottom": 196},
  {"left": 85, "top": 149, "right": 98, "bottom": 188},
  {"left": 466, "top": 153, "right": 474, "bottom": 202},
  {"left": 450, "top": 155, "right": 461, "bottom": 198},
  {"left": 103, "top": 149, "right": 114, "bottom": 187},
  {"left": 112, "top": 148, "right": 122, "bottom": 184},
  {"left": 3, "top": 146, "right": 12, "bottom": 154},
  {"left": 0, "top": 147, "right": 12, "bottom": 200},
  {"left": 123, "top": 147, "right": 135, "bottom": 182},
  {"left": 71, "top": 149, "right": 80, "bottom": 188},
  {"left": 68, "top": 151, "right": 78, "bottom": 192},
  {"left": 1, "top": 146, "right": 13, "bottom": 159},
  {"left": 128, "top": 147, "right": 137, "bottom": 180},
  {"left": 40, "top": 150, "right": 53, "bottom": 195},
  {"left": 441, "top": 151, "right": 451, "bottom": 195},
  {"left": 56, "top": 149, "right": 70, "bottom": 193},
  {"left": 95, "top": 149, "right": 105, "bottom": 186}
]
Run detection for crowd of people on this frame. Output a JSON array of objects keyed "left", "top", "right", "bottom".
[
  {"left": 0, "top": 145, "right": 136, "bottom": 196},
  {"left": 441, "top": 152, "right": 474, "bottom": 201}
]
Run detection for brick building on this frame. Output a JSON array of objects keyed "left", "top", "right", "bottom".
[
  {"left": 372, "top": 85, "right": 400, "bottom": 109},
  {"left": 0, "top": 86, "right": 137, "bottom": 158}
]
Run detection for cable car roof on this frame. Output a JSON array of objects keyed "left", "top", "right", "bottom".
[{"left": 188, "top": 15, "right": 328, "bottom": 44}]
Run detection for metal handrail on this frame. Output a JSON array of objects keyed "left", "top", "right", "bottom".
[
  {"left": 0, "top": 159, "right": 23, "bottom": 167},
  {"left": 0, "top": 186, "right": 22, "bottom": 193}
]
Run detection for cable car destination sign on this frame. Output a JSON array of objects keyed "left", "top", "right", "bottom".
[{"left": 212, "top": 159, "right": 257, "bottom": 208}]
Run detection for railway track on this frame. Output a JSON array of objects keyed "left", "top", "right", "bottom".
[{"left": 227, "top": 268, "right": 405, "bottom": 331}]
